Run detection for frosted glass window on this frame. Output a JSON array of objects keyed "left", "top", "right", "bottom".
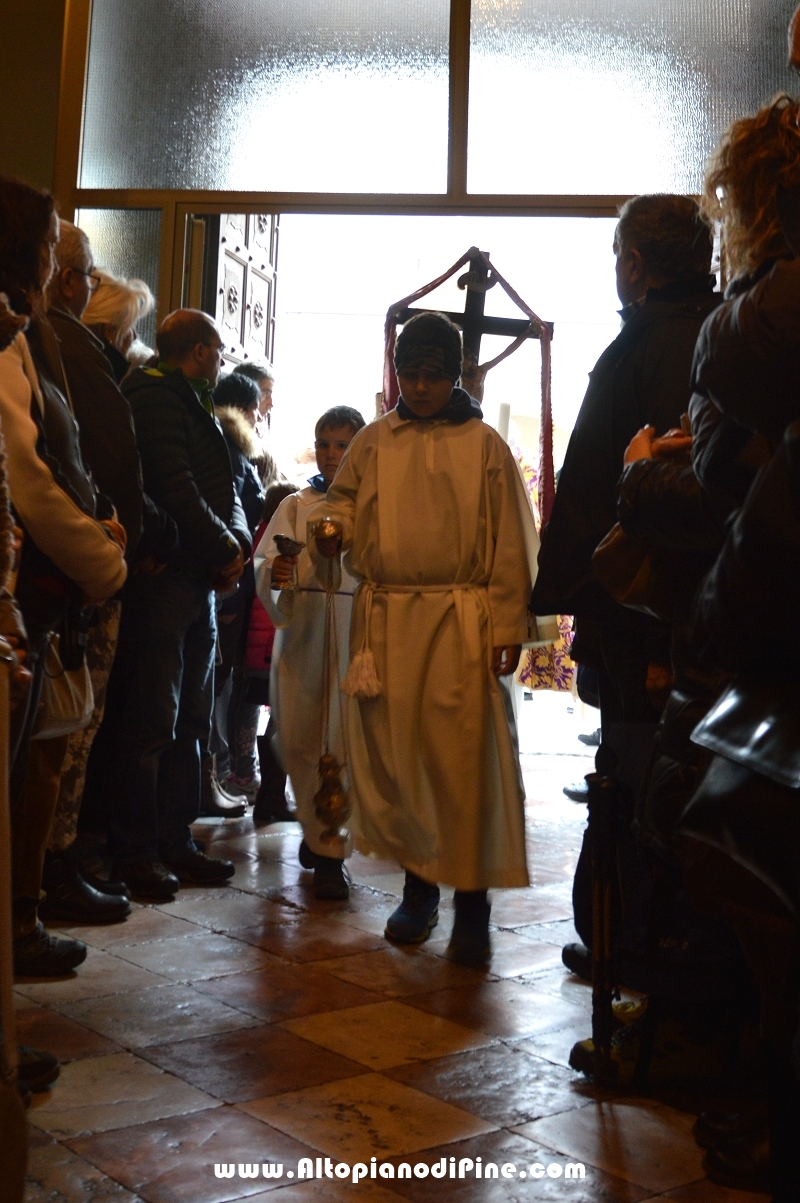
[
  {"left": 74, "top": 209, "right": 161, "bottom": 347},
  {"left": 469, "top": 0, "right": 798, "bottom": 195},
  {"left": 81, "top": 0, "right": 449, "bottom": 193}
]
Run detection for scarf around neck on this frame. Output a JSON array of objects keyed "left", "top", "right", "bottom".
[{"left": 396, "top": 386, "right": 482, "bottom": 425}]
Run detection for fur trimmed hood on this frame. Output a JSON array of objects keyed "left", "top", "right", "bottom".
[
  {"left": 215, "top": 404, "right": 279, "bottom": 484},
  {"left": 215, "top": 405, "right": 262, "bottom": 461}
]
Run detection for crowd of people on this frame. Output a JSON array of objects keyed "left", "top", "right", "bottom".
[
  {"left": 1, "top": 22, "right": 800, "bottom": 1203},
  {"left": 531, "top": 94, "right": 800, "bottom": 1200}
]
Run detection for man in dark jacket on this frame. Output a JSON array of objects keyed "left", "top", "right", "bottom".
[
  {"left": 35, "top": 221, "right": 148, "bottom": 924},
  {"left": 533, "top": 195, "right": 719, "bottom": 780},
  {"left": 108, "top": 309, "right": 251, "bottom": 898},
  {"left": 47, "top": 223, "right": 144, "bottom": 557},
  {"left": 531, "top": 195, "right": 719, "bottom": 973}
]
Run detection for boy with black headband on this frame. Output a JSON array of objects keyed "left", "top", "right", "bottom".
[{"left": 310, "top": 312, "right": 539, "bottom": 963}]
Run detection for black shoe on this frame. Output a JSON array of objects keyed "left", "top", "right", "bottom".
[
  {"left": 578, "top": 728, "right": 601, "bottom": 747},
  {"left": 17, "top": 1045, "right": 60, "bottom": 1092},
  {"left": 693, "top": 1107, "right": 767, "bottom": 1150},
  {"left": 14, "top": 922, "right": 87, "bottom": 977},
  {"left": 255, "top": 730, "right": 289, "bottom": 818},
  {"left": 199, "top": 777, "right": 247, "bottom": 818},
  {"left": 446, "top": 890, "right": 491, "bottom": 965},
  {"left": 385, "top": 872, "right": 440, "bottom": 944},
  {"left": 703, "top": 1128, "right": 771, "bottom": 1191},
  {"left": 314, "top": 857, "right": 349, "bottom": 900},
  {"left": 79, "top": 868, "right": 130, "bottom": 898},
  {"left": 563, "top": 780, "right": 589, "bottom": 802},
  {"left": 111, "top": 860, "right": 180, "bottom": 900},
  {"left": 163, "top": 850, "right": 235, "bottom": 884},
  {"left": 562, "top": 941, "right": 592, "bottom": 980},
  {"left": 253, "top": 789, "right": 297, "bottom": 824},
  {"left": 40, "top": 853, "right": 131, "bottom": 924},
  {"left": 298, "top": 839, "right": 318, "bottom": 870}
]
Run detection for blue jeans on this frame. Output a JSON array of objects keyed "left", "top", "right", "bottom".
[{"left": 107, "top": 570, "right": 216, "bottom": 863}]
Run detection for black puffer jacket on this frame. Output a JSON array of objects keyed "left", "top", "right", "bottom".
[
  {"left": 122, "top": 367, "right": 251, "bottom": 580},
  {"left": 48, "top": 305, "right": 144, "bottom": 561},
  {"left": 679, "top": 423, "right": 800, "bottom": 962},
  {"left": 615, "top": 398, "right": 734, "bottom": 855},
  {"left": 695, "top": 421, "right": 800, "bottom": 680},
  {"left": 615, "top": 268, "right": 781, "bottom": 855},
  {"left": 533, "top": 276, "right": 721, "bottom": 619},
  {"left": 692, "top": 257, "right": 800, "bottom": 445}
]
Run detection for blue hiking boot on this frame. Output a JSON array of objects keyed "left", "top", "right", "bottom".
[{"left": 385, "top": 871, "right": 440, "bottom": 944}]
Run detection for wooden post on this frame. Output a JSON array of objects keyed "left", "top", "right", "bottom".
[{"left": 460, "top": 248, "right": 489, "bottom": 364}]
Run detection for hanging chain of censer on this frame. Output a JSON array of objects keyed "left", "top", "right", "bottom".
[{"left": 310, "top": 518, "right": 351, "bottom": 847}]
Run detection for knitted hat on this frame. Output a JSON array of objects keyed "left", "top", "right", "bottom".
[{"left": 393, "top": 311, "right": 462, "bottom": 381}]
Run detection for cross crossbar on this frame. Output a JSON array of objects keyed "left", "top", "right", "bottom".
[{"left": 396, "top": 307, "right": 552, "bottom": 341}]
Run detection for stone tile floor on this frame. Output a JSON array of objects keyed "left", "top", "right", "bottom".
[{"left": 19, "top": 747, "right": 769, "bottom": 1202}]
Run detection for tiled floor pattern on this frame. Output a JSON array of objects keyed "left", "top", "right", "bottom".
[{"left": 19, "top": 751, "right": 769, "bottom": 1202}]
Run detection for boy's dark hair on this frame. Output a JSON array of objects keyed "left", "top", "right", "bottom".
[
  {"left": 615, "top": 195, "right": 713, "bottom": 281},
  {"left": 213, "top": 371, "right": 261, "bottom": 412},
  {"left": 0, "top": 176, "right": 56, "bottom": 310},
  {"left": 314, "top": 406, "right": 366, "bottom": 440},
  {"left": 234, "top": 361, "right": 274, "bottom": 384},
  {"left": 261, "top": 481, "right": 298, "bottom": 526},
  {"left": 394, "top": 311, "right": 463, "bottom": 381}
]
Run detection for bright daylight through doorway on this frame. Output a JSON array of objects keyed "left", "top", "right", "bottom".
[{"left": 270, "top": 214, "right": 620, "bottom": 485}]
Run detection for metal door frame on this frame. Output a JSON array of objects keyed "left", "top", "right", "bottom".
[{"left": 53, "top": 0, "right": 628, "bottom": 326}]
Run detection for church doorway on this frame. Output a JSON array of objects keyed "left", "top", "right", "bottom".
[
  {"left": 261, "top": 213, "right": 620, "bottom": 484},
  {"left": 255, "top": 212, "right": 610, "bottom": 754}
]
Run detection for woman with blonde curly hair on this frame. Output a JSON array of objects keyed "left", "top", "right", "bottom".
[
  {"left": 693, "top": 92, "right": 800, "bottom": 444},
  {"left": 702, "top": 92, "right": 800, "bottom": 283},
  {"left": 82, "top": 269, "right": 155, "bottom": 382},
  {"left": 673, "top": 94, "right": 800, "bottom": 1196}
]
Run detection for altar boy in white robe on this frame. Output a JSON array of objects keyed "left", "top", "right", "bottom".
[
  {"left": 255, "top": 406, "right": 365, "bottom": 900},
  {"left": 311, "top": 312, "right": 538, "bottom": 964}
]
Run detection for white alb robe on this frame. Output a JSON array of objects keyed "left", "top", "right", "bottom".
[
  {"left": 309, "top": 409, "right": 538, "bottom": 890},
  {"left": 254, "top": 486, "right": 358, "bottom": 857}
]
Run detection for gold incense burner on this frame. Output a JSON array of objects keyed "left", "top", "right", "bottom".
[
  {"left": 310, "top": 517, "right": 342, "bottom": 559},
  {"left": 313, "top": 752, "right": 351, "bottom": 847}
]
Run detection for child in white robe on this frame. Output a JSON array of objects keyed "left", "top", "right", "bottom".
[
  {"left": 310, "top": 313, "right": 538, "bottom": 962},
  {"left": 254, "top": 406, "right": 365, "bottom": 899}
]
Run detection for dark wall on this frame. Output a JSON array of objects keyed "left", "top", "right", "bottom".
[{"left": 0, "top": 0, "right": 66, "bottom": 190}]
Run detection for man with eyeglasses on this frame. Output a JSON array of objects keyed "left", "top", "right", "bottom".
[
  {"left": 39, "top": 221, "right": 151, "bottom": 923},
  {"left": 47, "top": 223, "right": 144, "bottom": 564},
  {"left": 105, "top": 309, "right": 251, "bottom": 899}
]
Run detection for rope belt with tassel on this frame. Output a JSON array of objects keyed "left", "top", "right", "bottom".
[{"left": 342, "top": 579, "right": 488, "bottom": 700}]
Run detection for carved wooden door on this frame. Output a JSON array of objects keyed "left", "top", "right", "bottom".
[{"left": 201, "top": 213, "right": 279, "bottom": 368}]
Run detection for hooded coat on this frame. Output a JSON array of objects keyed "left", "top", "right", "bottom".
[{"left": 214, "top": 404, "right": 265, "bottom": 533}]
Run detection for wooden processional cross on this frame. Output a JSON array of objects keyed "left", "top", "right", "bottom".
[{"left": 382, "top": 246, "right": 556, "bottom": 524}]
